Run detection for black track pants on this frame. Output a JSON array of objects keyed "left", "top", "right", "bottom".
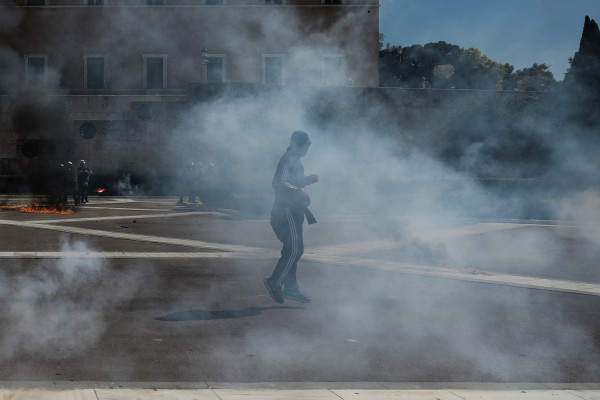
[{"left": 269, "top": 205, "right": 304, "bottom": 290}]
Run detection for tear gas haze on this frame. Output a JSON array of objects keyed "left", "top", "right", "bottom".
[
  {"left": 0, "top": 1, "right": 599, "bottom": 383},
  {"left": 0, "top": 238, "right": 144, "bottom": 362}
]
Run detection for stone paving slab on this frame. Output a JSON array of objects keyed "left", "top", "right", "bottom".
[
  {"left": 0, "top": 389, "right": 97, "bottom": 399},
  {"left": 0, "top": 388, "right": 599, "bottom": 399},
  {"left": 95, "top": 389, "right": 220, "bottom": 399}
]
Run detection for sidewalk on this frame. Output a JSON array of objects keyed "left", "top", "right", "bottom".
[{"left": 1, "top": 385, "right": 600, "bottom": 399}]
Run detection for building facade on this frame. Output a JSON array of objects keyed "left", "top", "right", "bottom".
[
  {"left": 0, "top": 0, "right": 380, "bottom": 193},
  {"left": 1, "top": 0, "right": 380, "bottom": 91}
]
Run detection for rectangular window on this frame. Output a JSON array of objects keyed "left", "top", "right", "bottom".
[
  {"left": 144, "top": 55, "right": 167, "bottom": 89},
  {"left": 206, "top": 55, "right": 226, "bottom": 83},
  {"left": 263, "top": 55, "right": 284, "bottom": 86},
  {"left": 205, "top": 0, "right": 223, "bottom": 4},
  {"left": 323, "top": 55, "right": 344, "bottom": 86},
  {"left": 265, "top": 0, "right": 283, "bottom": 4},
  {"left": 146, "top": 0, "right": 164, "bottom": 4},
  {"left": 86, "top": 0, "right": 105, "bottom": 4},
  {"left": 26, "top": 0, "right": 46, "bottom": 5},
  {"left": 85, "top": 56, "right": 106, "bottom": 89},
  {"left": 322, "top": 0, "right": 343, "bottom": 4},
  {"left": 25, "top": 55, "right": 47, "bottom": 87}
]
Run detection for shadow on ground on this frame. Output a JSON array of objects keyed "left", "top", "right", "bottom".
[{"left": 156, "top": 306, "right": 304, "bottom": 321}]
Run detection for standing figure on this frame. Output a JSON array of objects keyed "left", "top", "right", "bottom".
[
  {"left": 177, "top": 161, "right": 198, "bottom": 204},
  {"left": 77, "top": 160, "right": 93, "bottom": 203},
  {"left": 421, "top": 76, "right": 431, "bottom": 88},
  {"left": 264, "top": 130, "right": 319, "bottom": 304},
  {"left": 65, "top": 161, "right": 78, "bottom": 205},
  {"left": 188, "top": 161, "right": 199, "bottom": 203}
]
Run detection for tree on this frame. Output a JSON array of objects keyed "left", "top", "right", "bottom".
[
  {"left": 379, "top": 41, "right": 512, "bottom": 89},
  {"left": 450, "top": 47, "right": 509, "bottom": 90},
  {"left": 504, "top": 63, "right": 557, "bottom": 92},
  {"left": 564, "top": 16, "right": 600, "bottom": 102},
  {"left": 378, "top": 32, "right": 385, "bottom": 50}
]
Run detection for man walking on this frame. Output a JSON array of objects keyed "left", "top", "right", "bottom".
[{"left": 264, "top": 130, "right": 319, "bottom": 304}]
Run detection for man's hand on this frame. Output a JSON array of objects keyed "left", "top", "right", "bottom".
[{"left": 311, "top": 174, "right": 319, "bottom": 183}]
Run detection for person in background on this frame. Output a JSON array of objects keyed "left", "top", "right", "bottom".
[
  {"left": 421, "top": 76, "right": 431, "bottom": 88},
  {"left": 65, "top": 161, "right": 78, "bottom": 205},
  {"left": 77, "top": 160, "right": 93, "bottom": 204}
]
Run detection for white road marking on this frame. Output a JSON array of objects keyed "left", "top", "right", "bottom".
[
  {"left": 1, "top": 211, "right": 597, "bottom": 296},
  {"left": 0, "top": 218, "right": 274, "bottom": 255}
]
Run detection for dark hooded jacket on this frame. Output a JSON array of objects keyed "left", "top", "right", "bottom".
[{"left": 272, "top": 148, "right": 314, "bottom": 208}]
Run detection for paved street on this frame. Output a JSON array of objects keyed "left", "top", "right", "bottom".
[{"left": 0, "top": 196, "right": 599, "bottom": 398}]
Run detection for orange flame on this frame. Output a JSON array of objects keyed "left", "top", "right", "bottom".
[
  {"left": 0, "top": 201, "right": 75, "bottom": 215},
  {"left": 95, "top": 188, "right": 106, "bottom": 193}
]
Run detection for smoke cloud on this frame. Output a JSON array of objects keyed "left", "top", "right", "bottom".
[
  {"left": 141, "top": 9, "right": 600, "bottom": 383},
  {"left": 0, "top": 237, "right": 144, "bottom": 361},
  {"left": 156, "top": 78, "right": 600, "bottom": 382},
  {"left": 2, "top": 1, "right": 599, "bottom": 382}
]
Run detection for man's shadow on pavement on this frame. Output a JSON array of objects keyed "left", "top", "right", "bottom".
[{"left": 156, "top": 306, "right": 304, "bottom": 321}]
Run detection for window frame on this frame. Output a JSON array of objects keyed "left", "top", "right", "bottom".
[
  {"left": 205, "top": 53, "right": 227, "bottom": 83},
  {"left": 84, "top": 54, "right": 107, "bottom": 90},
  {"left": 322, "top": 53, "right": 345, "bottom": 86},
  {"left": 262, "top": 54, "right": 286, "bottom": 86},
  {"left": 24, "top": 54, "right": 48, "bottom": 87},
  {"left": 143, "top": 54, "right": 168, "bottom": 90}
]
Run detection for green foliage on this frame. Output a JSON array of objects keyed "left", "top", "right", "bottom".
[
  {"left": 504, "top": 63, "right": 557, "bottom": 91},
  {"left": 564, "top": 16, "right": 600, "bottom": 103},
  {"left": 373, "top": 15, "right": 600, "bottom": 185},
  {"left": 378, "top": 32, "right": 385, "bottom": 50},
  {"left": 379, "top": 41, "right": 556, "bottom": 91},
  {"left": 454, "top": 47, "right": 508, "bottom": 90}
]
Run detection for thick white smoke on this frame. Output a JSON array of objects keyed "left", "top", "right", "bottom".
[
  {"left": 2, "top": 1, "right": 599, "bottom": 383},
  {"left": 0, "top": 238, "right": 144, "bottom": 361}
]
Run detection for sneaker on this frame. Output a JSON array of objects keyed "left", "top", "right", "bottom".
[
  {"left": 263, "top": 278, "right": 284, "bottom": 304},
  {"left": 283, "top": 289, "right": 311, "bottom": 303}
]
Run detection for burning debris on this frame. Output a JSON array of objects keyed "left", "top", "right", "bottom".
[{"left": 0, "top": 201, "right": 75, "bottom": 215}]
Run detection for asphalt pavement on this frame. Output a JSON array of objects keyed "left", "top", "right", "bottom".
[{"left": 0, "top": 195, "right": 599, "bottom": 399}]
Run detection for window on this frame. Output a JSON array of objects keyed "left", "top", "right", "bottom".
[
  {"left": 86, "top": 0, "right": 105, "bottom": 4},
  {"left": 26, "top": 0, "right": 46, "bottom": 5},
  {"left": 144, "top": 55, "right": 167, "bottom": 89},
  {"left": 206, "top": 55, "right": 226, "bottom": 83},
  {"left": 25, "top": 55, "right": 47, "bottom": 87},
  {"left": 205, "top": 0, "right": 223, "bottom": 4},
  {"left": 263, "top": 55, "right": 284, "bottom": 86},
  {"left": 265, "top": 0, "right": 283, "bottom": 4},
  {"left": 146, "top": 0, "right": 164, "bottom": 4},
  {"left": 323, "top": 55, "right": 344, "bottom": 86},
  {"left": 85, "top": 56, "right": 106, "bottom": 89},
  {"left": 322, "top": 0, "right": 343, "bottom": 4},
  {"left": 79, "top": 122, "right": 98, "bottom": 140}
]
